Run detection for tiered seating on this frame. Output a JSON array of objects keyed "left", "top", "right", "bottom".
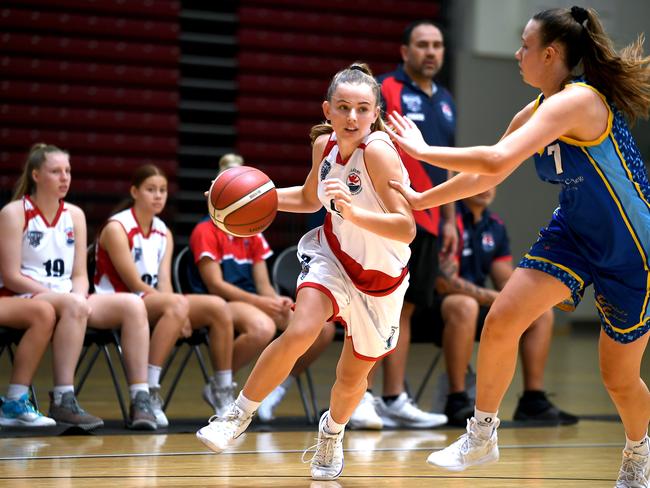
[{"left": 0, "top": 1, "right": 180, "bottom": 238}]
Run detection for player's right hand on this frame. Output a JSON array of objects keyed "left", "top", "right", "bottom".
[{"left": 388, "top": 180, "right": 426, "bottom": 210}]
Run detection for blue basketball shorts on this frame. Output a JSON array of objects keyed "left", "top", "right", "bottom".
[{"left": 518, "top": 212, "right": 650, "bottom": 344}]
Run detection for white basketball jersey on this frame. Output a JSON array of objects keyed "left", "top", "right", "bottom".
[
  {"left": 0, "top": 196, "right": 75, "bottom": 293},
  {"left": 94, "top": 208, "right": 168, "bottom": 294},
  {"left": 317, "top": 131, "right": 411, "bottom": 296}
]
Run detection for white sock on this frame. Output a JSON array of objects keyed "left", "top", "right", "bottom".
[
  {"left": 280, "top": 376, "right": 295, "bottom": 390},
  {"left": 52, "top": 385, "right": 74, "bottom": 405},
  {"left": 212, "top": 370, "right": 232, "bottom": 389},
  {"left": 148, "top": 364, "right": 162, "bottom": 388},
  {"left": 7, "top": 384, "right": 29, "bottom": 400},
  {"left": 474, "top": 407, "right": 499, "bottom": 439},
  {"left": 235, "top": 391, "right": 260, "bottom": 417},
  {"left": 626, "top": 434, "right": 650, "bottom": 455},
  {"left": 323, "top": 411, "right": 346, "bottom": 435},
  {"left": 129, "top": 383, "right": 149, "bottom": 400}
]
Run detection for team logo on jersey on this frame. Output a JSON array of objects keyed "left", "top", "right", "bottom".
[
  {"left": 64, "top": 227, "right": 75, "bottom": 245},
  {"left": 26, "top": 231, "right": 44, "bottom": 248},
  {"left": 299, "top": 254, "right": 311, "bottom": 280},
  {"left": 346, "top": 169, "right": 362, "bottom": 195},
  {"left": 402, "top": 94, "right": 422, "bottom": 113},
  {"left": 320, "top": 159, "right": 332, "bottom": 181},
  {"left": 440, "top": 101, "right": 454, "bottom": 122},
  {"left": 133, "top": 247, "right": 143, "bottom": 262},
  {"left": 481, "top": 232, "right": 495, "bottom": 252},
  {"left": 386, "top": 326, "right": 398, "bottom": 349}
]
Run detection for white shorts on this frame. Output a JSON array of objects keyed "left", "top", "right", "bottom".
[{"left": 296, "top": 228, "right": 409, "bottom": 361}]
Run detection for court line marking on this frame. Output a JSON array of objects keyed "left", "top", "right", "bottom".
[{"left": 0, "top": 441, "right": 623, "bottom": 462}]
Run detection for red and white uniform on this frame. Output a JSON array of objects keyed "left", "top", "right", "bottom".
[
  {"left": 94, "top": 208, "right": 167, "bottom": 294},
  {"left": 297, "top": 131, "right": 411, "bottom": 360},
  {"left": 0, "top": 196, "right": 75, "bottom": 294}
]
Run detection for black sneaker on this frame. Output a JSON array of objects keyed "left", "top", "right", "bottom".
[
  {"left": 444, "top": 391, "right": 474, "bottom": 427},
  {"left": 513, "top": 390, "right": 578, "bottom": 425}
]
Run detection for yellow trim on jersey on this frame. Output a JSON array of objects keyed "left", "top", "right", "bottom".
[
  {"left": 532, "top": 95, "right": 545, "bottom": 156},
  {"left": 523, "top": 253, "right": 585, "bottom": 288},
  {"left": 581, "top": 145, "right": 650, "bottom": 328},
  {"left": 610, "top": 135, "right": 650, "bottom": 210},
  {"left": 558, "top": 82, "right": 613, "bottom": 147}
]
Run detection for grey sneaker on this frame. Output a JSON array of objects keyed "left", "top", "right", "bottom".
[
  {"left": 615, "top": 444, "right": 650, "bottom": 488},
  {"left": 427, "top": 417, "right": 500, "bottom": 471},
  {"left": 128, "top": 391, "right": 157, "bottom": 431},
  {"left": 202, "top": 380, "right": 237, "bottom": 417},
  {"left": 149, "top": 386, "right": 169, "bottom": 428},
  {"left": 48, "top": 391, "right": 104, "bottom": 431},
  {"left": 196, "top": 402, "right": 253, "bottom": 453},
  {"left": 302, "top": 411, "right": 345, "bottom": 481}
]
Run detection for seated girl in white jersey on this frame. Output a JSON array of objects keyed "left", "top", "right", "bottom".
[
  {"left": 0, "top": 297, "right": 56, "bottom": 427},
  {"left": 0, "top": 143, "right": 157, "bottom": 431},
  {"left": 94, "top": 164, "right": 235, "bottom": 427},
  {"left": 196, "top": 63, "right": 416, "bottom": 482}
]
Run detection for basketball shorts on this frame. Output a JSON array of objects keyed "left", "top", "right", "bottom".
[
  {"left": 519, "top": 211, "right": 650, "bottom": 344},
  {"left": 404, "top": 228, "right": 440, "bottom": 308},
  {"left": 295, "top": 227, "right": 409, "bottom": 361}
]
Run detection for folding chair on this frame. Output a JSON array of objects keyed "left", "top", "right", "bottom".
[
  {"left": 74, "top": 244, "right": 130, "bottom": 424},
  {"left": 162, "top": 246, "right": 210, "bottom": 410},
  {"left": 0, "top": 327, "right": 39, "bottom": 410},
  {"left": 271, "top": 245, "right": 320, "bottom": 424}
]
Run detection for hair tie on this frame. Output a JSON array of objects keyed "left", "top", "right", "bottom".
[
  {"left": 570, "top": 6, "right": 588, "bottom": 25},
  {"left": 349, "top": 65, "right": 366, "bottom": 73}
]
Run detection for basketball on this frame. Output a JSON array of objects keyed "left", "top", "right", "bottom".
[{"left": 207, "top": 166, "right": 278, "bottom": 237}]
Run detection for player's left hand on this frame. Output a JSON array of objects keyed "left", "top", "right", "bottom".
[
  {"left": 388, "top": 180, "right": 426, "bottom": 210},
  {"left": 324, "top": 178, "right": 354, "bottom": 220},
  {"left": 386, "top": 111, "right": 429, "bottom": 159}
]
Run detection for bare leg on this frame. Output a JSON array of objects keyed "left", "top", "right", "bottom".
[
  {"left": 519, "top": 309, "right": 553, "bottom": 391},
  {"left": 87, "top": 293, "right": 150, "bottom": 384},
  {"left": 241, "top": 288, "right": 331, "bottom": 401},
  {"left": 382, "top": 301, "right": 415, "bottom": 396},
  {"left": 144, "top": 293, "right": 189, "bottom": 367},
  {"left": 290, "top": 321, "right": 336, "bottom": 377},
  {"left": 599, "top": 328, "right": 649, "bottom": 440},
  {"left": 229, "top": 302, "right": 275, "bottom": 373},
  {"left": 186, "top": 295, "right": 234, "bottom": 372},
  {"left": 329, "top": 338, "right": 377, "bottom": 423},
  {"left": 0, "top": 299, "right": 55, "bottom": 385},
  {"left": 475, "top": 268, "right": 570, "bottom": 412},
  {"left": 441, "top": 295, "right": 480, "bottom": 393}
]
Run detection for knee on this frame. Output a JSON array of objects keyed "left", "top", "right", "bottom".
[
  {"left": 244, "top": 316, "right": 276, "bottom": 345},
  {"left": 442, "top": 295, "right": 479, "bottom": 330},
  {"left": 30, "top": 301, "right": 56, "bottom": 334},
  {"left": 600, "top": 365, "right": 637, "bottom": 395},
  {"left": 208, "top": 298, "right": 232, "bottom": 327},
  {"left": 165, "top": 294, "right": 190, "bottom": 322},
  {"left": 65, "top": 294, "right": 91, "bottom": 322},
  {"left": 121, "top": 294, "right": 148, "bottom": 325}
]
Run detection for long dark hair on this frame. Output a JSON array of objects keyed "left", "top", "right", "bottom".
[
  {"left": 309, "top": 62, "right": 386, "bottom": 144},
  {"left": 533, "top": 6, "right": 650, "bottom": 123},
  {"left": 111, "top": 164, "right": 167, "bottom": 215},
  {"left": 13, "top": 143, "right": 69, "bottom": 200}
]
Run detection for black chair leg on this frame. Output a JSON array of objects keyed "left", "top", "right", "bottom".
[
  {"left": 101, "top": 345, "right": 129, "bottom": 425},
  {"left": 414, "top": 351, "right": 443, "bottom": 403},
  {"left": 75, "top": 347, "right": 102, "bottom": 395},
  {"left": 295, "top": 375, "right": 315, "bottom": 424},
  {"left": 305, "top": 369, "right": 319, "bottom": 423},
  {"left": 163, "top": 346, "right": 194, "bottom": 411}
]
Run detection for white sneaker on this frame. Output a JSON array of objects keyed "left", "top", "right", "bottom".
[
  {"left": 149, "top": 387, "right": 169, "bottom": 428},
  {"left": 427, "top": 417, "right": 500, "bottom": 471},
  {"left": 375, "top": 392, "right": 447, "bottom": 428},
  {"left": 348, "top": 392, "right": 383, "bottom": 430},
  {"left": 257, "top": 385, "right": 287, "bottom": 422},
  {"left": 302, "top": 411, "right": 345, "bottom": 480},
  {"left": 196, "top": 403, "right": 253, "bottom": 454},
  {"left": 0, "top": 394, "right": 56, "bottom": 427},
  {"left": 615, "top": 445, "right": 650, "bottom": 487},
  {"left": 202, "top": 380, "right": 237, "bottom": 417}
]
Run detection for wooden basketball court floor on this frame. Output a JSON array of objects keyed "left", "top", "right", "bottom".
[{"left": 1, "top": 327, "right": 648, "bottom": 487}]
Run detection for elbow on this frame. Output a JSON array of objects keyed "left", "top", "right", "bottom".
[{"left": 482, "top": 148, "right": 507, "bottom": 175}]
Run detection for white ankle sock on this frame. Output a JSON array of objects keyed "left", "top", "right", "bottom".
[
  {"left": 235, "top": 391, "right": 260, "bottom": 416},
  {"left": 129, "top": 383, "right": 149, "bottom": 400},
  {"left": 148, "top": 364, "right": 162, "bottom": 388},
  {"left": 7, "top": 384, "right": 29, "bottom": 400},
  {"left": 626, "top": 434, "right": 650, "bottom": 455},
  {"left": 52, "top": 385, "right": 74, "bottom": 405},
  {"left": 323, "top": 411, "right": 346, "bottom": 435},
  {"left": 474, "top": 407, "right": 498, "bottom": 439},
  {"left": 212, "top": 370, "right": 232, "bottom": 389}
]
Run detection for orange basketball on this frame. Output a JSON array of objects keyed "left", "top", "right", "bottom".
[{"left": 207, "top": 166, "right": 278, "bottom": 237}]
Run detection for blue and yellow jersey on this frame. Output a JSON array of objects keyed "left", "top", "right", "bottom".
[{"left": 524, "top": 79, "right": 650, "bottom": 342}]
